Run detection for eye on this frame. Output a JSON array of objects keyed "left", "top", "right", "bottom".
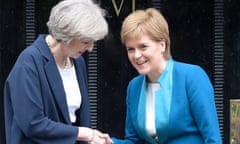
[
  {"left": 83, "top": 41, "right": 90, "bottom": 44},
  {"left": 126, "top": 47, "right": 135, "bottom": 52},
  {"left": 140, "top": 44, "right": 147, "bottom": 49},
  {"left": 82, "top": 40, "right": 94, "bottom": 46}
]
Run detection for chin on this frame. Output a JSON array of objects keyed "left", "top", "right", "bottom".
[
  {"left": 137, "top": 70, "right": 148, "bottom": 75},
  {"left": 135, "top": 64, "right": 149, "bottom": 74},
  {"left": 73, "top": 54, "right": 81, "bottom": 59}
]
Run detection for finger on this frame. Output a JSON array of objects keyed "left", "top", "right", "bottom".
[
  {"left": 93, "top": 136, "right": 105, "bottom": 144},
  {"left": 99, "top": 133, "right": 113, "bottom": 144},
  {"left": 100, "top": 133, "right": 109, "bottom": 138},
  {"left": 95, "top": 130, "right": 104, "bottom": 137},
  {"left": 102, "top": 135, "right": 113, "bottom": 144}
]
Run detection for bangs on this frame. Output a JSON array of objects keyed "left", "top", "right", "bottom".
[{"left": 121, "top": 22, "right": 147, "bottom": 43}]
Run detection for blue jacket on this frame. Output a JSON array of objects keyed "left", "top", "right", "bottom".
[
  {"left": 112, "top": 61, "right": 222, "bottom": 144},
  {"left": 4, "top": 35, "right": 90, "bottom": 144}
]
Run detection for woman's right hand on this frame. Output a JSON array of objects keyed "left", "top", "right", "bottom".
[{"left": 77, "top": 127, "right": 113, "bottom": 144}]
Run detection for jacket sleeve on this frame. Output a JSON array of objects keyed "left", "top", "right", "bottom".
[
  {"left": 186, "top": 66, "right": 222, "bottom": 143},
  {"left": 112, "top": 78, "right": 145, "bottom": 144}
]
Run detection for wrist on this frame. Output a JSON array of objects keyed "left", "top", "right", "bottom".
[
  {"left": 87, "top": 129, "right": 95, "bottom": 143},
  {"left": 77, "top": 127, "right": 95, "bottom": 142}
]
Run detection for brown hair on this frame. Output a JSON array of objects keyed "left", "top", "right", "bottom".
[{"left": 121, "top": 8, "right": 171, "bottom": 59}]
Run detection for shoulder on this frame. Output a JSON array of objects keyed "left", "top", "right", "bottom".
[
  {"left": 173, "top": 60, "right": 208, "bottom": 77},
  {"left": 17, "top": 35, "right": 48, "bottom": 63},
  {"left": 173, "top": 60, "right": 213, "bottom": 88},
  {"left": 10, "top": 45, "right": 40, "bottom": 72},
  {"left": 173, "top": 60, "right": 202, "bottom": 71},
  {"left": 129, "top": 75, "right": 144, "bottom": 86},
  {"left": 127, "top": 75, "right": 144, "bottom": 95}
]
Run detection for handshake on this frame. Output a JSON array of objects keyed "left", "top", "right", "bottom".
[{"left": 77, "top": 127, "right": 114, "bottom": 144}]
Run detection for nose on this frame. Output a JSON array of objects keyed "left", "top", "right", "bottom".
[
  {"left": 86, "top": 41, "right": 94, "bottom": 52},
  {"left": 134, "top": 50, "right": 142, "bottom": 58}
]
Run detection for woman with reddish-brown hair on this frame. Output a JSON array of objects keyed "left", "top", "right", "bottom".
[{"left": 112, "top": 8, "right": 222, "bottom": 144}]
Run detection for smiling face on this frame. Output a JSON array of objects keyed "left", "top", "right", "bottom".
[
  {"left": 66, "top": 37, "right": 94, "bottom": 58},
  {"left": 125, "top": 33, "right": 168, "bottom": 82}
]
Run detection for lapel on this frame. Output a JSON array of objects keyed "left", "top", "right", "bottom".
[
  {"left": 137, "top": 76, "right": 146, "bottom": 132},
  {"left": 166, "top": 61, "right": 178, "bottom": 138},
  {"left": 132, "top": 76, "right": 157, "bottom": 143},
  {"left": 35, "top": 35, "right": 71, "bottom": 124},
  {"left": 73, "top": 60, "right": 87, "bottom": 104}
]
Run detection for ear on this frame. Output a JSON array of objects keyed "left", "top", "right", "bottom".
[{"left": 158, "top": 40, "right": 166, "bottom": 51}]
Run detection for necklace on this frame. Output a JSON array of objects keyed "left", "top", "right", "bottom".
[{"left": 64, "top": 57, "right": 73, "bottom": 69}]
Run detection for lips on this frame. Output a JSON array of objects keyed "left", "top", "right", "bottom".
[
  {"left": 78, "top": 51, "right": 84, "bottom": 55},
  {"left": 136, "top": 60, "right": 147, "bottom": 65}
]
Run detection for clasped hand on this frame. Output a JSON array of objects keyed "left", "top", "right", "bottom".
[
  {"left": 88, "top": 129, "right": 113, "bottom": 144},
  {"left": 77, "top": 127, "right": 113, "bottom": 144}
]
